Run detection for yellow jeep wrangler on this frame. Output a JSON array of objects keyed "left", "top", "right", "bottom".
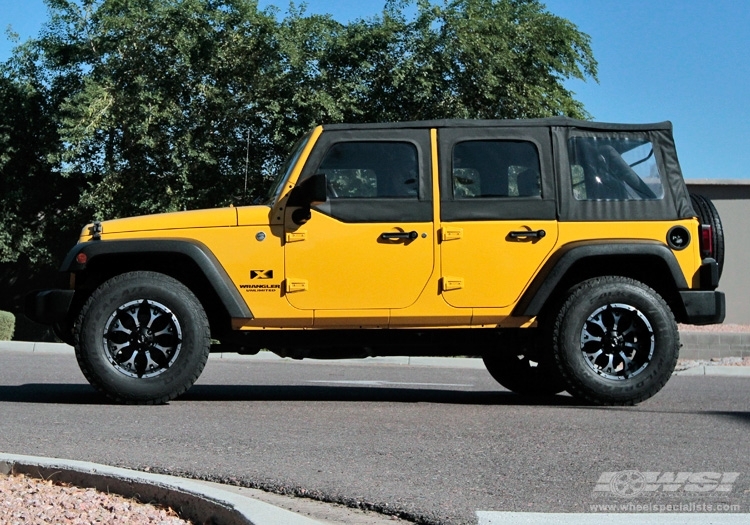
[{"left": 26, "top": 118, "right": 725, "bottom": 405}]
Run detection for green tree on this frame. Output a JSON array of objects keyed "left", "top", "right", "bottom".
[
  {"left": 0, "top": 50, "right": 78, "bottom": 267},
  {"left": 291, "top": 0, "right": 597, "bottom": 122},
  {"left": 37, "top": 0, "right": 282, "bottom": 219}
]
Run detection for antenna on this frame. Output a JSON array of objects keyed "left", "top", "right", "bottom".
[{"left": 244, "top": 129, "right": 250, "bottom": 195}]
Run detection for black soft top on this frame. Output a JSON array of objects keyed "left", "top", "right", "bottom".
[
  {"left": 322, "top": 117, "right": 692, "bottom": 222},
  {"left": 323, "top": 117, "right": 673, "bottom": 133}
]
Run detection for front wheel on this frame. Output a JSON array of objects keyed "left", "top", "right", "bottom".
[
  {"left": 552, "top": 276, "right": 679, "bottom": 406},
  {"left": 74, "top": 272, "right": 211, "bottom": 404}
]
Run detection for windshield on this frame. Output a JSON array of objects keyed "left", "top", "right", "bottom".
[{"left": 265, "top": 132, "right": 313, "bottom": 204}]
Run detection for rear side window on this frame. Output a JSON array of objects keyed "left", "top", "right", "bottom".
[
  {"left": 452, "top": 140, "right": 541, "bottom": 199},
  {"left": 318, "top": 142, "right": 419, "bottom": 199},
  {"left": 568, "top": 137, "right": 665, "bottom": 201}
]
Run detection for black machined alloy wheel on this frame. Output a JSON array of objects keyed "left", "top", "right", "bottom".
[
  {"left": 102, "top": 299, "right": 183, "bottom": 379},
  {"left": 579, "top": 303, "right": 654, "bottom": 380},
  {"left": 74, "top": 271, "right": 210, "bottom": 404},
  {"left": 552, "top": 276, "right": 679, "bottom": 406}
]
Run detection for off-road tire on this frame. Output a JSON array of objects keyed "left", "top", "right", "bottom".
[
  {"left": 73, "top": 271, "right": 210, "bottom": 404},
  {"left": 552, "top": 276, "right": 679, "bottom": 406},
  {"left": 690, "top": 193, "right": 724, "bottom": 278}
]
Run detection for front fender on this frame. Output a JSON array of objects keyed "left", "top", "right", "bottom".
[{"left": 62, "top": 239, "right": 253, "bottom": 319}]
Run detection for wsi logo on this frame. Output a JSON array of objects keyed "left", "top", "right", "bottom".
[{"left": 594, "top": 471, "right": 740, "bottom": 498}]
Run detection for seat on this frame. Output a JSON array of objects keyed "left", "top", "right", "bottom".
[{"left": 516, "top": 168, "right": 541, "bottom": 197}]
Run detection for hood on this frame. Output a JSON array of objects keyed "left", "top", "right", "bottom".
[{"left": 86, "top": 207, "right": 239, "bottom": 237}]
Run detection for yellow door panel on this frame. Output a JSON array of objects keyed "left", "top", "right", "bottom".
[
  {"left": 441, "top": 221, "right": 558, "bottom": 308},
  {"left": 285, "top": 211, "right": 434, "bottom": 310}
]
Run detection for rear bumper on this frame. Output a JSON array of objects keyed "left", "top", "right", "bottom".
[
  {"left": 679, "top": 290, "right": 725, "bottom": 325},
  {"left": 24, "top": 290, "right": 74, "bottom": 325}
]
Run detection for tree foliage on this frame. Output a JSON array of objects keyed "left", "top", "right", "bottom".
[{"left": 0, "top": 0, "right": 597, "bottom": 310}]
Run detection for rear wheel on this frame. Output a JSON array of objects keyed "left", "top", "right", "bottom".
[
  {"left": 74, "top": 271, "right": 210, "bottom": 404},
  {"left": 552, "top": 276, "right": 679, "bottom": 405}
]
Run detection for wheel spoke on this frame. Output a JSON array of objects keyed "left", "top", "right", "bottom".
[
  {"left": 601, "top": 354, "right": 617, "bottom": 374},
  {"left": 104, "top": 323, "right": 130, "bottom": 345},
  {"left": 109, "top": 341, "right": 133, "bottom": 355},
  {"left": 141, "top": 350, "right": 162, "bottom": 374},
  {"left": 585, "top": 317, "right": 607, "bottom": 337},
  {"left": 121, "top": 351, "right": 140, "bottom": 372},
  {"left": 618, "top": 350, "right": 633, "bottom": 367},
  {"left": 609, "top": 308, "right": 623, "bottom": 331},
  {"left": 581, "top": 329, "right": 602, "bottom": 344}
]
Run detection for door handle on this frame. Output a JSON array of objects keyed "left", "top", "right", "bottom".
[
  {"left": 508, "top": 229, "right": 546, "bottom": 239},
  {"left": 381, "top": 231, "right": 418, "bottom": 240}
]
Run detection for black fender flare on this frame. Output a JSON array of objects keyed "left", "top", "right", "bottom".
[
  {"left": 514, "top": 241, "right": 688, "bottom": 317},
  {"left": 61, "top": 239, "right": 253, "bottom": 319}
]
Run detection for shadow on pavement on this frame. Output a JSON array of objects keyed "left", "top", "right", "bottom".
[
  {"left": 1, "top": 385, "right": 748, "bottom": 423},
  {"left": 179, "top": 384, "right": 585, "bottom": 405},
  {"left": 0, "top": 383, "right": 584, "bottom": 406},
  {"left": 0, "top": 383, "right": 105, "bottom": 404}
]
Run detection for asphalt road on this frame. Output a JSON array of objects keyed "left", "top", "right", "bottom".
[{"left": 0, "top": 351, "right": 748, "bottom": 525}]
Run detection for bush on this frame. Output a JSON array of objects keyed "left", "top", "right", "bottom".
[{"left": 0, "top": 311, "right": 15, "bottom": 340}]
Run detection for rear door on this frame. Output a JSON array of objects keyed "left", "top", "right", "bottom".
[{"left": 438, "top": 127, "right": 559, "bottom": 308}]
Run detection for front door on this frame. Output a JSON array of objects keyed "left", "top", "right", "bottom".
[
  {"left": 438, "top": 127, "right": 559, "bottom": 308},
  {"left": 284, "top": 129, "right": 435, "bottom": 311}
]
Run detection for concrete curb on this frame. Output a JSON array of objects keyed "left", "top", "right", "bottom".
[
  {"left": 0, "top": 341, "right": 72, "bottom": 354},
  {"left": 673, "top": 365, "right": 750, "bottom": 376},
  {"left": 3, "top": 330, "right": 750, "bottom": 361},
  {"left": 0, "top": 453, "right": 324, "bottom": 525}
]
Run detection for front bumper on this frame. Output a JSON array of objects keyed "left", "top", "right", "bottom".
[
  {"left": 24, "top": 289, "right": 74, "bottom": 325},
  {"left": 679, "top": 290, "right": 725, "bottom": 325}
]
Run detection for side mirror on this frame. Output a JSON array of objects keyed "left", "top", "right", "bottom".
[
  {"left": 288, "top": 173, "right": 328, "bottom": 225},
  {"left": 288, "top": 173, "right": 327, "bottom": 207}
]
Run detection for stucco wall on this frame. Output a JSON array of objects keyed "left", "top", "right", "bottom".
[{"left": 686, "top": 180, "right": 750, "bottom": 325}]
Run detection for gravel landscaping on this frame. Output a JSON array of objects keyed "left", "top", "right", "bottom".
[{"left": 0, "top": 473, "right": 190, "bottom": 524}]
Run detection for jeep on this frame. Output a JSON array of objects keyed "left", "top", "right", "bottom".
[{"left": 26, "top": 117, "right": 725, "bottom": 405}]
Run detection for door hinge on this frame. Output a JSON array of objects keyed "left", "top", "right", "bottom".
[
  {"left": 441, "top": 276, "right": 464, "bottom": 291},
  {"left": 441, "top": 227, "right": 463, "bottom": 241},
  {"left": 285, "top": 231, "right": 307, "bottom": 243},
  {"left": 285, "top": 279, "right": 308, "bottom": 293}
]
